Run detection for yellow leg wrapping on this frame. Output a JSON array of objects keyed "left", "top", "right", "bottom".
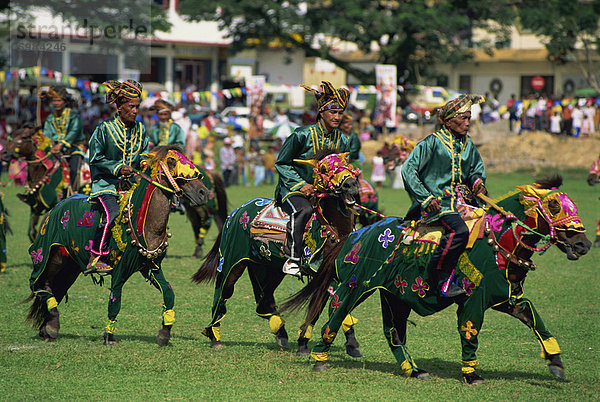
[
  {"left": 46, "top": 297, "right": 58, "bottom": 311},
  {"left": 0, "top": 262, "right": 5, "bottom": 273},
  {"left": 163, "top": 309, "right": 175, "bottom": 326},
  {"left": 462, "top": 359, "right": 478, "bottom": 374},
  {"left": 105, "top": 319, "right": 117, "bottom": 334},
  {"left": 400, "top": 360, "right": 414, "bottom": 377},
  {"left": 539, "top": 337, "right": 561, "bottom": 358},
  {"left": 46, "top": 297, "right": 58, "bottom": 310},
  {"left": 341, "top": 314, "right": 359, "bottom": 333},
  {"left": 311, "top": 351, "right": 329, "bottom": 362},
  {"left": 268, "top": 315, "right": 285, "bottom": 334},
  {"left": 304, "top": 325, "right": 313, "bottom": 339},
  {"left": 199, "top": 227, "right": 208, "bottom": 238},
  {"left": 212, "top": 326, "right": 221, "bottom": 342}
]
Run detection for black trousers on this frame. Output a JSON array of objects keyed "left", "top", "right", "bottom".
[
  {"left": 68, "top": 154, "right": 83, "bottom": 190},
  {"left": 91, "top": 194, "right": 120, "bottom": 255},
  {"left": 281, "top": 194, "right": 313, "bottom": 261},
  {"left": 428, "top": 213, "right": 469, "bottom": 278}
]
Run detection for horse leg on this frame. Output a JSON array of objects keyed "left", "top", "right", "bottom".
[
  {"left": 143, "top": 267, "right": 176, "bottom": 346},
  {"left": 342, "top": 314, "right": 362, "bottom": 358},
  {"left": 28, "top": 212, "right": 39, "bottom": 242},
  {"left": 312, "top": 287, "right": 375, "bottom": 371},
  {"left": 380, "top": 291, "right": 430, "bottom": 380},
  {"left": 492, "top": 298, "right": 565, "bottom": 379},
  {"left": 203, "top": 262, "right": 247, "bottom": 348},
  {"left": 247, "top": 262, "right": 288, "bottom": 349},
  {"left": 104, "top": 277, "right": 128, "bottom": 346}
]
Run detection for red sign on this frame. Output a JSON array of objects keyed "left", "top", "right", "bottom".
[{"left": 531, "top": 76, "right": 545, "bottom": 91}]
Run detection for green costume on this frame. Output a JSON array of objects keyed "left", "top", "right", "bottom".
[
  {"left": 346, "top": 130, "right": 361, "bottom": 162},
  {"left": 275, "top": 120, "right": 350, "bottom": 202},
  {"left": 149, "top": 120, "right": 186, "bottom": 148},
  {"left": 43, "top": 108, "right": 85, "bottom": 156},
  {"left": 88, "top": 115, "right": 149, "bottom": 197},
  {"left": 401, "top": 126, "right": 486, "bottom": 217},
  {"left": 0, "top": 192, "right": 7, "bottom": 273}
]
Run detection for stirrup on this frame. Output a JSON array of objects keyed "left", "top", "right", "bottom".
[
  {"left": 84, "top": 255, "right": 113, "bottom": 275},
  {"left": 439, "top": 269, "right": 465, "bottom": 298},
  {"left": 282, "top": 259, "right": 301, "bottom": 277}
]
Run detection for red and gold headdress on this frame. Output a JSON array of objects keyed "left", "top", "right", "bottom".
[
  {"left": 103, "top": 80, "right": 143, "bottom": 104},
  {"left": 300, "top": 81, "right": 350, "bottom": 112}
]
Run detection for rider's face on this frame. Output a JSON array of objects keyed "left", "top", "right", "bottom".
[
  {"left": 118, "top": 98, "right": 141, "bottom": 126},
  {"left": 321, "top": 108, "right": 344, "bottom": 132},
  {"left": 444, "top": 112, "right": 471, "bottom": 137},
  {"left": 339, "top": 119, "right": 353, "bottom": 134},
  {"left": 51, "top": 98, "right": 66, "bottom": 114},
  {"left": 157, "top": 110, "right": 171, "bottom": 122}
]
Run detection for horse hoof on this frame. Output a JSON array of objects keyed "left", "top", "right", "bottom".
[
  {"left": 44, "top": 308, "right": 60, "bottom": 339},
  {"left": 157, "top": 325, "right": 172, "bottom": 347},
  {"left": 211, "top": 340, "right": 224, "bottom": 349},
  {"left": 103, "top": 332, "right": 118, "bottom": 346},
  {"left": 275, "top": 326, "right": 289, "bottom": 349},
  {"left": 548, "top": 364, "right": 565, "bottom": 379},
  {"left": 463, "top": 371, "right": 486, "bottom": 385},
  {"left": 297, "top": 345, "right": 310, "bottom": 357},
  {"left": 313, "top": 361, "right": 327, "bottom": 372},
  {"left": 411, "top": 370, "right": 431, "bottom": 381},
  {"left": 345, "top": 345, "right": 362, "bottom": 358}
]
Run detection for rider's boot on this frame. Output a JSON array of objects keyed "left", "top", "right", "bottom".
[
  {"left": 282, "top": 258, "right": 301, "bottom": 277},
  {"left": 438, "top": 268, "right": 465, "bottom": 298}
]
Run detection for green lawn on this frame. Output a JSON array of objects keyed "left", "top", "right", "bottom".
[{"left": 0, "top": 169, "right": 598, "bottom": 400}]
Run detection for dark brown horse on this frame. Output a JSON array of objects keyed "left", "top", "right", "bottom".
[
  {"left": 192, "top": 150, "right": 362, "bottom": 354},
  {"left": 24, "top": 146, "right": 208, "bottom": 346},
  {"left": 3, "top": 124, "right": 89, "bottom": 241},
  {"left": 183, "top": 166, "right": 228, "bottom": 258}
]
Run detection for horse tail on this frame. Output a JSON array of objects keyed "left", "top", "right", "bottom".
[
  {"left": 280, "top": 235, "right": 348, "bottom": 325},
  {"left": 25, "top": 293, "right": 47, "bottom": 329},
  {"left": 211, "top": 172, "right": 228, "bottom": 229},
  {"left": 192, "top": 231, "right": 222, "bottom": 284}
]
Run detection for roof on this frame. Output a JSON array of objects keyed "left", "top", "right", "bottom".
[{"left": 471, "top": 48, "right": 549, "bottom": 62}]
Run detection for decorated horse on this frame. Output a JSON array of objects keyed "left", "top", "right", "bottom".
[
  {"left": 192, "top": 149, "right": 363, "bottom": 355},
  {"left": 24, "top": 146, "right": 208, "bottom": 346},
  {"left": 183, "top": 165, "right": 228, "bottom": 258},
  {"left": 283, "top": 176, "right": 591, "bottom": 384},
  {"left": 0, "top": 190, "right": 11, "bottom": 273},
  {"left": 2, "top": 124, "right": 91, "bottom": 241},
  {"left": 586, "top": 155, "right": 600, "bottom": 247}
]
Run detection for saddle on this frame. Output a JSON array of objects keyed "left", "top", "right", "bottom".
[
  {"left": 401, "top": 186, "right": 487, "bottom": 249},
  {"left": 249, "top": 201, "right": 315, "bottom": 246}
]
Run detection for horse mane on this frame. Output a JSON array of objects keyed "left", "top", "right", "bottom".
[
  {"left": 534, "top": 174, "right": 563, "bottom": 189},
  {"left": 307, "top": 147, "right": 344, "bottom": 161},
  {"left": 145, "top": 145, "right": 185, "bottom": 165}
]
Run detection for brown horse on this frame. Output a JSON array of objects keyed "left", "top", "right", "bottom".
[
  {"left": 3, "top": 124, "right": 90, "bottom": 241},
  {"left": 24, "top": 146, "right": 208, "bottom": 346},
  {"left": 192, "top": 149, "right": 362, "bottom": 353}
]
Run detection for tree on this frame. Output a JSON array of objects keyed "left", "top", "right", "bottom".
[
  {"left": 516, "top": 0, "right": 600, "bottom": 94},
  {"left": 179, "top": 0, "right": 516, "bottom": 84}
]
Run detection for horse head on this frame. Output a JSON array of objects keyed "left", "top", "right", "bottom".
[
  {"left": 2, "top": 123, "right": 44, "bottom": 161},
  {"left": 517, "top": 175, "right": 591, "bottom": 260},
  {"left": 142, "top": 146, "right": 208, "bottom": 207},
  {"left": 294, "top": 150, "right": 360, "bottom": 208}
]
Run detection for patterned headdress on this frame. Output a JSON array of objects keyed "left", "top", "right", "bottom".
[
  {"left": 103, "top": 80, "right": 143, "bottom": 105},
  {"left": 301, "top": 81, "right": 350, "bottom": 112},
  {"left": 39, "top": 86, "right": 71, "bottom": 102},
  {"left": 517, "top": 184, "right": 585, "bottom": 232},
  {"left": 435, "top": 94, "right": 485, "bottom": 121},
  {"left": 152, "top": 99, "right": 174, "bottom": 113}
]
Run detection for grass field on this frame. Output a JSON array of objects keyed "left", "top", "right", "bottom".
[{"left": 0, "top": 168, "right": 598, "bottom": 400}]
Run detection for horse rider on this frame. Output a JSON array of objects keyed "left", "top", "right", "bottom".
[
  {"left": 40, "top": 86, "right": 85, "bottom": 194},
  {"left": 401, "top": 94, "right": 488, "bottom": 297},
  {"left": 149, "top": 99, "right": 186, "bottom": 149},
  {"left": 84, "top": 80, "right": 149, "bottom": 274},
  {"left": 339, "top": 112, "right": 362, "bottom": 169},
  {"left": 275, "top": 81, "right": 352, "bottom": 277}
]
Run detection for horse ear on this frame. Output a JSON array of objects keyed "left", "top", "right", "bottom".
[{"left": 293, "top": 158, "right": 318, "bottom": 168}]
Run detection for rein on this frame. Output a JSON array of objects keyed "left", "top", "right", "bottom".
[
  {"left": 355, "top": 203, "right": 387, "bottom": 219},
  {"left": 477, "top": 192, "right": 554, "bottom": 253}
]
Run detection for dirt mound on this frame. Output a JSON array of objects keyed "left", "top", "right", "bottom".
[{"left": 359, "top": 121, "right": 600, "bottom": 172}]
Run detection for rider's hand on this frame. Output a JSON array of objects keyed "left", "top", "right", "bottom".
[
  {"left": 425, "top": 198, "right": 441, "bottom": 213},
  {"left": 300, "top": 183, "right": 316, "bottom": 196},
  {"left": 51, "top": 144, "right": 62, "bottom": 154},
  {"left": 119, "top": 165, "right": 134, "bottom": 177}
]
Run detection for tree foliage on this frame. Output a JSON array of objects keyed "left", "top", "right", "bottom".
[
  {"left": 516, "top": 0, "right": 600, "bottom": 93},
  {"left": 179, "top": 0, "right": 516, "bottom": 84}
]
